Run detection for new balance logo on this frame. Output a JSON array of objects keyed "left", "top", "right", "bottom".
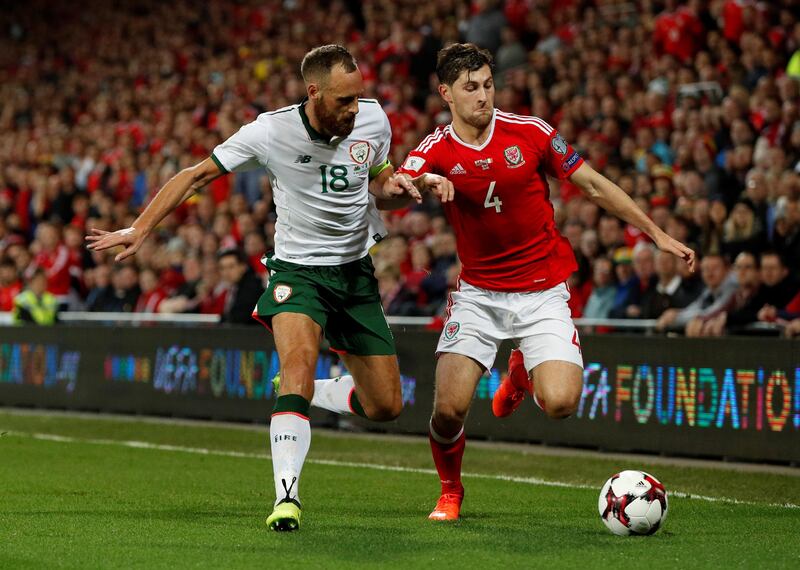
[
  {"left": 294, "top": 155, "right": 312, "bottom": 164},
  {"left": 449, "top": 163, "right": 467, "bottom": 175}
]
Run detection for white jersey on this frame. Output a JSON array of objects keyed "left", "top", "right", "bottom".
[{"left": 212, "top": 99, "right": 390, "bottom": 265}]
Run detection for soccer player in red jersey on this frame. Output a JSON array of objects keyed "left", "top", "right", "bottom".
[{"left": 396, "top": 44, "right": 696, "bottom": 521}]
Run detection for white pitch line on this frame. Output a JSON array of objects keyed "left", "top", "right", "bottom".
[{"left": 5, "top": 431, "right": 799, "bottom": 510}]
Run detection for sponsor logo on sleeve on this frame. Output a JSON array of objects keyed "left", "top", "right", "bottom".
[
  {"left": 562, "top": 151, "right": 581, "bottom": 172},
  {"left": 503, "top": 145, "right": 525, "bottom": 168},
  {"left": 403, "top": 156, "right": 426, "bottom": 171},
  {"left": 349, "top": 141, "right": 370, "bottom": 164},
  {"left": 551, "top": 133, "right": 568, "bottom": 155}
]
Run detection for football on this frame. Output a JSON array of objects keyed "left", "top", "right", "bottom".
[{"left": 598, "top": 470, "right": 668, "bottom": 536}]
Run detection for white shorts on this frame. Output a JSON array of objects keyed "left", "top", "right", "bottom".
[{"left": 437, "top": 281, "right": 584, "bottom": 373}]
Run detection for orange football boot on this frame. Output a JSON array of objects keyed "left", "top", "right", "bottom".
[
  {"left": 428, "top": 486, "right": 464, "bottom": 521},
  {"left": 492, "top": 348, "right": 533, "bottom": 418}
]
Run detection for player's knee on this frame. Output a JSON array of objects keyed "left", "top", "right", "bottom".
[
  {"left": 544, "top": 390, "right": 580, "bottom": 420},
  {"left": 363, "top": 398, "right": 402, "bottom": 422},
  {"left": 432, "top": 403, "right": 467, "bottom": 431}
]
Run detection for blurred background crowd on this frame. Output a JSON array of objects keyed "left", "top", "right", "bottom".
[{"left": 1, "top": 0, "right": 799, "bottom": 335}]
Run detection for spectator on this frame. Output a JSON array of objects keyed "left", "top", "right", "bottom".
[
  {"left": 495, "top": 27, "right": 527, "bottom": 76},
  {"left": 244, "top": 232, "right": 268, "bottom": 277},
  {"left": 88, "top": 265, "right": 140, "bottom": 313},
  {"left": 698, "top": 199, "right": 728, "bottom": 256},
  {"left": 698, "top": 251, "right": 799, "bottom": 335},
  {"left": 759, "top": 286, "right": 800, "bottom": 327},
  {"left": 376, "top": 263, "right": 414, "bottom": 315},
  {"left": 13, "top": 269, "right": 58, "bottom": 325},
  {"left": 609, "top": 247, "right": 635, "bottom": 317},
  {"left": 656, "top": 254, "right": 737, "bottom": 333},
  {"left": 419, "top": 231, "right": 457, "bottom": 313},
  {"left": 218, "top": 249, "right": 264, "bottom": 325},
  {"left": 28, "top": 222, "right": 71, "bottom": 306},
  {"left": 772, "top": 198, "right": 800, "bottom": 271},
  {"left": 465, "top": 0, "right": 507, "bottom": 54},
  {"left": 721, "top": 201, "right": 764, "bottom": 260},
  {"left": 640, "top": 249, "right": 697, "bottom": 319},
  {"left": 583, "top": 257, "right": 616, "bottom": 319},
  {"left": 197, "top": 257, "right": 228, "bottom": 316},
  {"left": 135, "top": 268, "right": 167, "bottom": 313},
  {"left": 404, "top": 241, "right": 433, "bottom": 313},
  {"left": 0, "top": 260, "right": 23, "bottom": 312},
  {"left": 85, "top": 265, "right": 112, "bottom": 312},
  {"left": 598, "top": 216, "right": 625, "bottom": 256},
  {"left": 687, "top": 251, "right": 761, "bottom": 337},
  {"left": 611, "top": 243, "right": 657, "bottom": 319}
]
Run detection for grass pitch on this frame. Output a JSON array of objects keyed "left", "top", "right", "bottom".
[{"left": 1, "top": 411, "right": 799, "bottom": 569}]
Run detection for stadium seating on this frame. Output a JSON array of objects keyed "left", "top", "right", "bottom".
[{"left": 1, "top": 0, "right": 799, "bottom": 336}]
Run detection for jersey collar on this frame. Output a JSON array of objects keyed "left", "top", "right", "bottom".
[
  {"left": 447, "top": 108, "right": 497, "bottom": 151},
  {"left": 298, "top": 99, "right": 343, "bottom": 146}
]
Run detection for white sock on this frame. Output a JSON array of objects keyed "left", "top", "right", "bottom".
[
  {"left": 312, "top": 375, "right": 358, "bottom": 415},
  {"left": 270, "top": 412, "right": 311, "bottom": 507}
]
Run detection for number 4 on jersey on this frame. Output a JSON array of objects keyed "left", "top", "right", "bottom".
[{"left": 484, "top": 181, "right": 502, "bottom": 213}]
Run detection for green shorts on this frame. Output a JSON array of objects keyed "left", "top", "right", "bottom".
[{"left": 254, "top": 254, "right": 395, "bottom": 356}]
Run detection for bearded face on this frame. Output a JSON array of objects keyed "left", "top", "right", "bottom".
[
  {"left": 315, "top": 94, "right": 357, "bottom": 137},
  {"left": 308, "top": 64, "right": 363, "bottom": 138}
]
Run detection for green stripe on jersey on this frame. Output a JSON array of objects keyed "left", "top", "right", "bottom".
[{"left": 210, "top": 153, "right": 229, "bottom": 174}]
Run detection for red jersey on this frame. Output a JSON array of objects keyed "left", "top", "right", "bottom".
[
  {"left": 135, "top": 288, "right": 166, "bottom": 313},
  {"left": 397, "top": 110, "right": 583, "bottom": 292},
  {"left": 653, "top": 8, "right": 703, "bottom": 63},
  {"left": 33, "top": 244, "right": 72, "bottom": 297},
  {"left": 0, "top": 281, "right": 22, "bottom": 312}
]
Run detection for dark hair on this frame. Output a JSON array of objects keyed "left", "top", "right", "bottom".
[
  {"left": 701, "top": 252, "right": 728, "bottom": 264},
  {"left": 760, "top": 249, "right": 786, "bottom": 267},
  {"left": 217, "top": 248, "right": 246, "bottom": 264},
  {"left": 29, "top": 268, "right": 47, "bottom": 281},
  {"left": 436, "top": 43, "right": 493, "bottom": 85},
  {"left": 736, "top": 250, "right": 760, "bottom": 268},
  {"left": 301, "top": 44, "right": 357, "bottom": 83}
]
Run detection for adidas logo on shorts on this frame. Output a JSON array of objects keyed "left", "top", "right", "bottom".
[{"left": 449, "top": 163, "right": 466, "bottom": 175}]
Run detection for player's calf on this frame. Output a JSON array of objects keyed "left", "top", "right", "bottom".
[{"left": 277, "top": 351, "right": 319, "bottom": 400}]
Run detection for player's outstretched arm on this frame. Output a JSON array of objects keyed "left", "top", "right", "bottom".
[
  {"left": 570, "top": 162, "right": 696, "bottom": 272},
  {"left": 378, "top": 172, "right": 455, "bottom": 210},
  {"left": 370, "top": 166, "right": 424, "bottom": 210},
  {"left": 86, "top": 157, "right": 225, "bottom": 262}
]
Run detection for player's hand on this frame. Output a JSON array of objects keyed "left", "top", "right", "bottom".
[
  {"left": 411, "top": 173, "right": 455, "bottom": 203},
  {"left": 654, "top": 233, "right": 696, "bottom": 273},
  {"left": 85, "top": 227, "right": 144, "bottom": 262},
  {"left": 383, "top": 174, "right": 423, "bottom": 204}
]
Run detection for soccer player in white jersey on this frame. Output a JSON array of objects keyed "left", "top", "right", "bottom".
[{"left": 87, "top": 45, "right": 451, "bottom": 532}]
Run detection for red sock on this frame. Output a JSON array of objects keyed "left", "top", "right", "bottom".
[{"left": 429, "top": 421, "right": 466, "bottom": 496}]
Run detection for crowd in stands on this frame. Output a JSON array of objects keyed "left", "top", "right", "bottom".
[{"left": 1, "top": 0, "right": 800, "bottom": 335}]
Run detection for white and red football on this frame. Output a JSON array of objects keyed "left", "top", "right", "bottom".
[{"left": 598, "top": 470, "right": 668, "bottom": 536}]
